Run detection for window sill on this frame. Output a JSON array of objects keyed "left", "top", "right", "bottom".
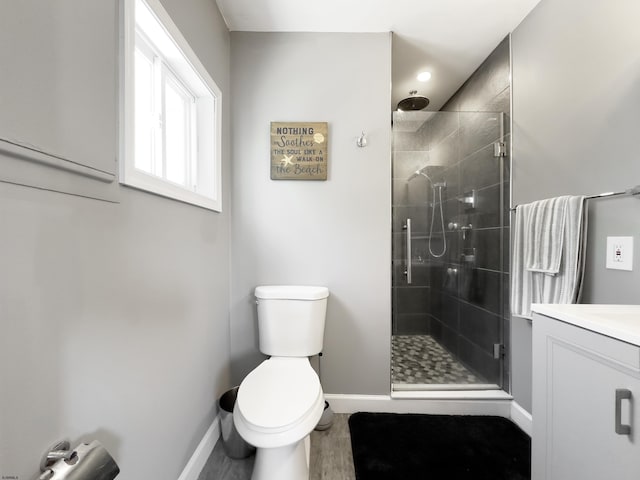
[{"left": 120, "top": 169, "right": 221, "bottom": 212}]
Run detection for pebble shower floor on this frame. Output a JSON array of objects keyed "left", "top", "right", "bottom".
[{"left": 391, "top": 335, "right": 480, "bottom": 385}]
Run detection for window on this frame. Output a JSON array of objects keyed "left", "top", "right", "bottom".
[{"left": 121, "top": 0, "right": 222, "bottom": 211}]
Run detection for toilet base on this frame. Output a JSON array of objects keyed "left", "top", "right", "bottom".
[{"left": 251, "top": 436, "right": 310, "bottom": 480}]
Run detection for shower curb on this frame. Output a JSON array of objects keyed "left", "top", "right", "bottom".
[{"left": 324, "top": 392, "right": 513, "bottom": 418}]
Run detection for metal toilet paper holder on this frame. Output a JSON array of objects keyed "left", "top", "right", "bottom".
[{"left": 39, "top": 439, "right": 120, "bottom": 480}]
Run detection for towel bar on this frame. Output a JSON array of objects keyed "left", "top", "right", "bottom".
[{"left": 510, "top": 185, "right": 640, "bottom": 212}]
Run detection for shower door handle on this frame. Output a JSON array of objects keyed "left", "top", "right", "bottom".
[{"left": 404, "top": 218, "right": 412, "bottom": 284}]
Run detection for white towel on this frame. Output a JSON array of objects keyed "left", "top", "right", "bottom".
[
  {"left": 525, "top": 196, "right": 570, "bottom": 275},
  {"left": 511, "top": 202, "right": 534, "bottom": 318},
  {"left": 511, "top": 195, "right": 587, "bottom": 319}
]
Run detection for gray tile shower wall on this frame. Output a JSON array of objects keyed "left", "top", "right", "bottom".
[
  {"left": 441, "top": 37, "right": 510, "bottom": 112},
  {"left": 438, "top": 36, "right": 510, "bottom": 385},
  {"left": 392, "top": 35, "right": 511, "bottom": 385},
  {"left": 392, "top": 111, "right": 432, "bottom": 336}
]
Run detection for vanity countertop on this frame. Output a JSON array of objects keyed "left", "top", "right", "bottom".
[{"left": 531, "top": 304, "right": 640, "bottom": 346}]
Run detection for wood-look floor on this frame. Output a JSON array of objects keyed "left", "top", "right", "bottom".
[
  {"left": 197, "top": 414, "right": 355, "bottom": 480},
  {"left": 310, "top": 414, "right": 356, "bottom": 480}
]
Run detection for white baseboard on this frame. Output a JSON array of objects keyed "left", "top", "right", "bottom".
[
  {"left": 177, "top": 416, "right": 220, "bottom": 480},
  {"left": 509, "top": 401, "right": 532, "bottom": 436},
  {"left": 324, "top": 392, "right": 513, "bottom": 418}
]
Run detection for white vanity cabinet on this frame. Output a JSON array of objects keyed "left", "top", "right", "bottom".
[{"left": 531, "top": 305, "right": 640, "bottom": 480}]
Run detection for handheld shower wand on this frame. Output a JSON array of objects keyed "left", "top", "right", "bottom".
[{"left": 417, "top": 171, "right": 447, "bottom": 258}]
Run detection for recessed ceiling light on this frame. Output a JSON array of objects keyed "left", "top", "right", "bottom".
[{"left": 417, "top": 71, "right": 432, "bottom": 82}]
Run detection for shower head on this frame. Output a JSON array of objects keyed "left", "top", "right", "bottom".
[
  {"left": 421, "top": 173, "right": 446, "bottom": 189},
  {"left": 397, "top": 90, "right": 429, "bottom": 111},
  {"left": 418, "top": 171, "right": 433, "bottom": 183},
  {"left": 407, "top": 169, "right": 435, "bottom": 184},
  {"left": 409, "top": 170, "right": 446, "bottom": 190}
]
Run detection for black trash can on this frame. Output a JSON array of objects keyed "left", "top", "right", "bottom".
[{"left": 218, "top": 387, "right": 255, "bottom": 459}]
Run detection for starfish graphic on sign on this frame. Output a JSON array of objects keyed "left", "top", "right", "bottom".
[{"left": 281, "top": 154, "right": 294, "bottom": 167}]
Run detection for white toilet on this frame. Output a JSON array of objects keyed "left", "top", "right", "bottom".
[{"left": 233, "top": 285, "right": 329, "bottom": 480}]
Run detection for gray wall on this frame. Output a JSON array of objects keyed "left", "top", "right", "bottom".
[
  {"left": 0, "top": 1, "right": 232, "bottom": 479},
  {"left": 230, "top": 32, "right": 392, "bottom": 395},
  {"left": 511, "top": 0, "right": 640, "bottom": 412}
]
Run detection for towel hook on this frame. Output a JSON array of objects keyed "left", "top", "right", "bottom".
[{"left": 356, "top": 132, "right": 367, "bottom": 148}]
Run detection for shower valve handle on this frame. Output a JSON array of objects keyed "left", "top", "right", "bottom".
[{"left": 460, "top": 224, "right": 472, "bottom": 240}]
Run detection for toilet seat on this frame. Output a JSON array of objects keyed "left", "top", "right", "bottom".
[
  {"left": 234, "top": 357, "right": 324, "bottom": 448},
  {"left": 237, "top": 357, "right": 321, "bottom": 431}
]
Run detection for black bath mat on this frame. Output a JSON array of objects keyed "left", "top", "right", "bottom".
[{"left": 348, "top": 412, "right": 530, "bottom": 480}]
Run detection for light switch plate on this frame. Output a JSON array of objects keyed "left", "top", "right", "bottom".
[{"left": 606, "top": 236, "right": 634, "bottom": 271}]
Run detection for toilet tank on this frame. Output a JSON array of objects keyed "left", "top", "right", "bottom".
[{"left": 254, "top": 285, "right": 329, "bottom": 357}]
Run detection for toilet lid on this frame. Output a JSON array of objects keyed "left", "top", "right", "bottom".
[{"left": 237, "top": 357, "right": 321, "bottom": 430}]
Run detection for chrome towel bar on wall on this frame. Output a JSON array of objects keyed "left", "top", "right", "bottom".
[{"left": 510, "top": 184, "right": 640, "bottom": 212}]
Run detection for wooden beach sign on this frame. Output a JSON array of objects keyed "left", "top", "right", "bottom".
[{"left": 270, "top": 122, "right": 328, "bottom": 180}]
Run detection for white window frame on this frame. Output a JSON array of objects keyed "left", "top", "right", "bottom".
[{"left": 121, "top": 0, "right": 222, "bottom": 212}]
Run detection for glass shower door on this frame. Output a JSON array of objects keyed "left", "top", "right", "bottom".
[{"left": 391, "top": 110, "right": 509, "bottom": 391}]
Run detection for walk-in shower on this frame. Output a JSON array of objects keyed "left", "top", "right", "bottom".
[{"left": 391, "top": 110, "right": 510, "bottom": 392}]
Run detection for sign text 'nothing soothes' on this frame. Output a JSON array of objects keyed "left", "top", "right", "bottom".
[{"left": 270, "top": 122, "right": 328, "bottom": 180}]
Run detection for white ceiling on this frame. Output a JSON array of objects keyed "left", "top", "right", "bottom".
[{"left": 216, "top": 0, "right": 541, "bottom": 111}]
